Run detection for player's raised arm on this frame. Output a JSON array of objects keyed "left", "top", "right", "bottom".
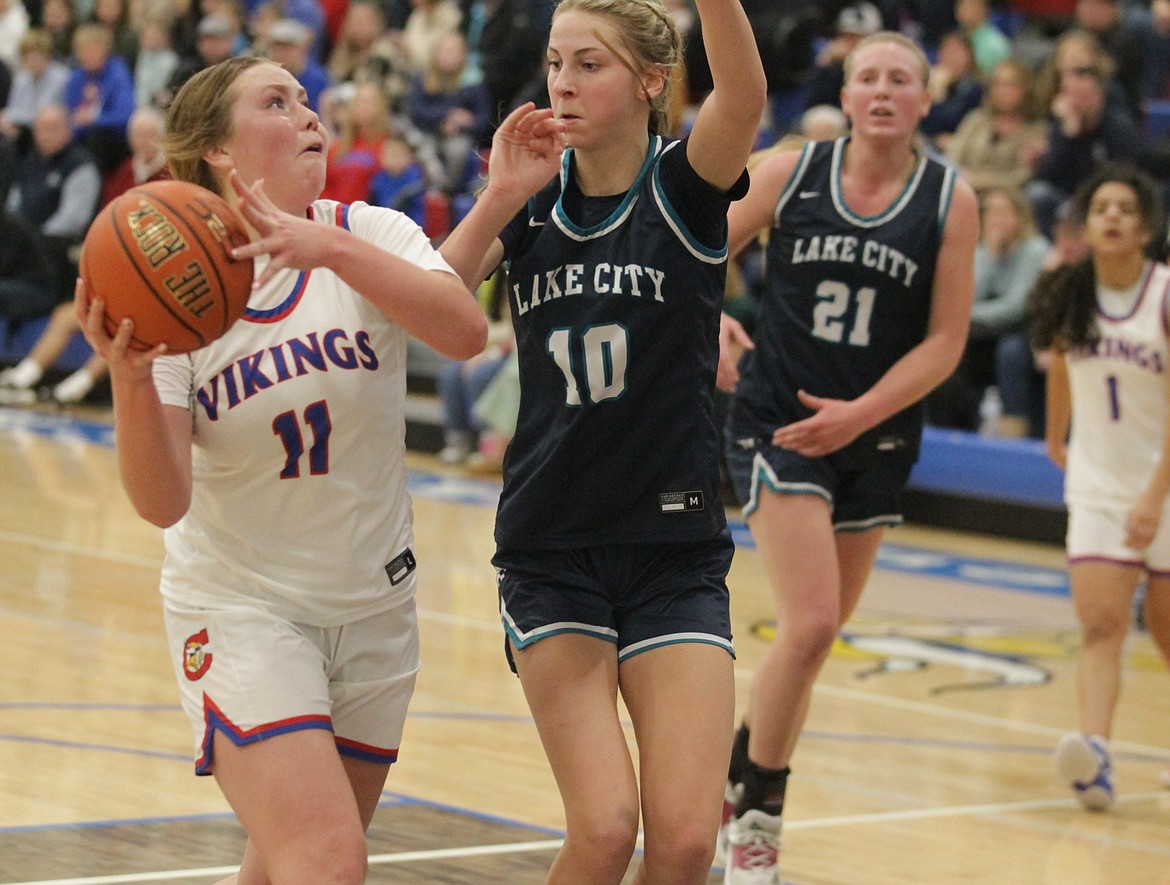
[{"left": 684, "top": 0, "right": 767, "bottom": 191}]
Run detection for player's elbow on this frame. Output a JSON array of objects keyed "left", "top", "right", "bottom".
[
  {"left": 136, "top": 503, "right": 187, "bottom": 529},
  {"left": 130, "top": 487, "right": 191, "bottom": 529},
  {"left": 437, "top": 310, "right": 490, "bottom": 361}
]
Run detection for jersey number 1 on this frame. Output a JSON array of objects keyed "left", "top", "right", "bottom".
[{"left": 548, "top": 324, "right": 628, "bottom": 405}]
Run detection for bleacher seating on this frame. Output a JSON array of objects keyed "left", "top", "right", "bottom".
[{"left": 0, "top": 316, "right": 93, "bottom": 374}]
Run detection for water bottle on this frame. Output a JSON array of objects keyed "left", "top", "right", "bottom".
[{"left": 979, "top": 386, "right": 1002, "bottom": 437}]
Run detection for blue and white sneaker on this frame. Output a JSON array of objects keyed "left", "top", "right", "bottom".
[{"left": 1055, "top": 731, "right": 1114, "bottom": 811}]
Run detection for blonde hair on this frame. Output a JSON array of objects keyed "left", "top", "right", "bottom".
[
  {"left": 980, "top": 184, "right": 1038, "bottom": 247},
  {"left": 984, "top": 57, "right": 1042, "bottom": 120},
  {"left": 72, "top": 21, "right": 113, "bottom": 53},
  {"left": 164, "top": 56, "right": 272, "bottom": 194},
  {"left": 552, "top": 0, "right": 682, "bottom": 135},
  {"left": 336, "top": 79, "right": 395, "bottom": 157},
  {"left": 1035, "top": 29, "right": 1114, "bottom": 110},
  {"left": 18, "top": 28, "right": 53, "bottom": 56},
  {"left": 843, "top": 30, "right": 930, "bottom": 87},
  {"left": 423, "top": 31, "right": 467, "bottom": 95}
]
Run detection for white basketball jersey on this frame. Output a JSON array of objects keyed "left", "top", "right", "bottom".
[
  {"left": 1065, "top": 261, "right": 1170, "bottom": 509},
  {"left": 152, "top": 200, "right": 455, "bottom": 626}
]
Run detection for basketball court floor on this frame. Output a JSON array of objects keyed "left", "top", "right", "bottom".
[{"left": 1, "top": 404, "right": 1168, "bottom": 884}]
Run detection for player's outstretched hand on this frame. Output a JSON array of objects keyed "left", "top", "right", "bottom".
[
  {"left": 717, "top": 312, "right": 754, "bottom": 392},
  {"left": 229, "top": 171, "right": 330, "bottom": 288},
  {"left": 74, "top": 279, "right": 165, "bottom": 382},
  {"left": 484, "top": 103, "right": 565, "bottom": 204}
]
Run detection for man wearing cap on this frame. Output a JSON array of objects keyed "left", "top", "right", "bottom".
[
  {"left": 163, "top": 15, "right": 239, "bottom": 105},
  {"left": 265, "top": 18, "right": 331, "bottom": 114},
  {"left": 804, "top": 2, "right": 883, "bottom": 110}
]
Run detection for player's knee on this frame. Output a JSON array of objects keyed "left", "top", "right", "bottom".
[
  {"left": 780, "top": 606, "right": 840, "bottom": 662},
  {"left": 568, "top": 804, "right": 639, "bottom": 875},
  {"left": 280, "top": 826, "right": 368, "bottom": 885},
  {"left": 641, "top": 818, "right": 716, "bottom": 881},
  {"left": 1079, "top": 610, "right": 1129, "bottom": 646}
]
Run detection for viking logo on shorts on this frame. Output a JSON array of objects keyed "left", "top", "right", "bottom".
[{"left": 183, "top": 628, "right": 212, "bottom": 681}]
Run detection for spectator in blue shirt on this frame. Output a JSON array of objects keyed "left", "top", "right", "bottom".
[
  {"left": 63, "top": 22, "right": 134, "bottom": 173},
  {"left": 405, "top": 30, "right": 489, "bottom": 191},
  {"left": 0, "top": 29, "right": 70, "bottom": 154}
]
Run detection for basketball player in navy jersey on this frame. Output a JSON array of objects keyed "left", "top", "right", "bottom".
[
  {"left": 439, "top": 0, "right": 766, "bottom": 881},
  {"left": 717, "top": 32, "right": 979, "bottom": 884},
  {"left": 1030, "top": 165, "right": 1170, "bottom": 810}
]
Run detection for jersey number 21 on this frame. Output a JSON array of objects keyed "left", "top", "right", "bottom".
[{"left": 812, "top": 280, "right": 876, "bottom": 346}]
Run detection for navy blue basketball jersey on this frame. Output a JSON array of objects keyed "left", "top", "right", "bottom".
[
  {"left": 495, "top": 137, "right": 739, "bottom": 549},
  {"left": 731, "top": 137, "right": 957, "bottom": 467}
]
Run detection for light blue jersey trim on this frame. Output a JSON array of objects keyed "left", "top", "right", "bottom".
[
  {"left": 937, "top": 165, "right": 956, "bottom": 236},
  {"left": 773, "top": 140, "right": 816, "bottom": 228},
  {"left": 830, "top": 137, "right": 927, "bottom": 228},
  {"left": 618, "top": 632, "right": 735, "bottom": 662},
  {"left": 501, "top": 601, "right": 618, "bottom": 649},
  {"left": 744, "top": 451, "right": 832, "bottom": 517},
  {"left": 550, "top": 137, "right": 661, "bottom": 241},
  {"left": 651, "top": 141, "right": 726, "bottom": 264},
  {"left": 836, "top": 514, "right": 903, "bottom": 533}
]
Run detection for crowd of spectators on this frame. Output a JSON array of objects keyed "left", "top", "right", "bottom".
[
  {"left": 719, "top": 0, "right": 1170, "bottom": 441},
  {"left": 0, "top": 0, "right": 1168, "bottom": 424}
]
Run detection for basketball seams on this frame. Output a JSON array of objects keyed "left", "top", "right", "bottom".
[
  {"left": 135, "top": 186, "right": 232, "bottom": 347},
  {"left": 87, "top": 199, "right": 161, "bottom": 351},
  {"left": 81, "top": 181, "right": 253, "bottom": 354},
  {"left": 141, "top": 186, "right": 251, "bottom": 342},
  {"left": 107, "top": 193, "right": 205, "bottom": 351}
]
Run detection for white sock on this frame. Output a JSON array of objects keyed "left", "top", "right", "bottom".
[
  {"left": 52, "top": 369, "right": 96, "bottom": 403},
  {"left": 1, "top": 358, "right": 44, "bottom": 389}
]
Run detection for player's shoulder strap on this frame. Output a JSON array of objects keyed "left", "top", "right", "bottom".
[{"left": 773, "top": 138, "right": 823, "bottom": 227}]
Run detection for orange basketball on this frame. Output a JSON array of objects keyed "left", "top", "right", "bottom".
[{"left": 80, "top": 179, "right": 254, "bottom": 354}]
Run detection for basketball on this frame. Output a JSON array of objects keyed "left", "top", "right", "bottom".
[{"left": 80, "top": 179, "right": 254, "bottom": 354}]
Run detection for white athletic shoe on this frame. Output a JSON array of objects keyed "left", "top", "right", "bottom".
[
  {"left": 0, "top": 384, "right": 36, "bottom": 405},
  {"left": 714, "top": 781, "right": 740, "bottom": 867},
  {"left": 51, "top": 369, "right": 96, "bottom": 404},
  {"left": 0, "top": 359, "right": 43, "bottom": 389},
  {"left": 0, "top": 360, "right": 41, "bottom": 405},
  {"left": 1055, "top": 731, "right": 1114, "bottom": 811},
  {"left": 723, "top": 808, "right": 782, "bottom": 885}
]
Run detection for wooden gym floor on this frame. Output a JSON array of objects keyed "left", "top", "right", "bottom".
[{"left": 1, "top": 404, "right": 1168, "bottom": 885}]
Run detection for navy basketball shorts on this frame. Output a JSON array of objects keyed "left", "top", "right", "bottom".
[
  {"left": 493, "top": 532, "right": 735, "bottom": 667},
  {"left": 724, "top": 430, "right": 912, "bottom": 531}
]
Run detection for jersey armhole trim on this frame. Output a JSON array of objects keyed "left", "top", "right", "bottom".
[
  {"left": 652, "top": 141, "right": 726, "bottom": 264},
  {"left": 774, "top": 140, "right": 816, "bottom": 228},
  {"left": 937, "top": 166, "right": 956, "bottom": 237}
]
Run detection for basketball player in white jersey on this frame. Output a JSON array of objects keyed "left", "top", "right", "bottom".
[
  {"left": 74, "top": 56, "right": 563, "bottom": 884},
  {"left": 1031, "top": 164, "right": 1170, "bottom": 810}
]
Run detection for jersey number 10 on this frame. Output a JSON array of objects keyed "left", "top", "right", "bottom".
[{"left": 548, "top": 324, "right": 629, "bottom": 405}]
